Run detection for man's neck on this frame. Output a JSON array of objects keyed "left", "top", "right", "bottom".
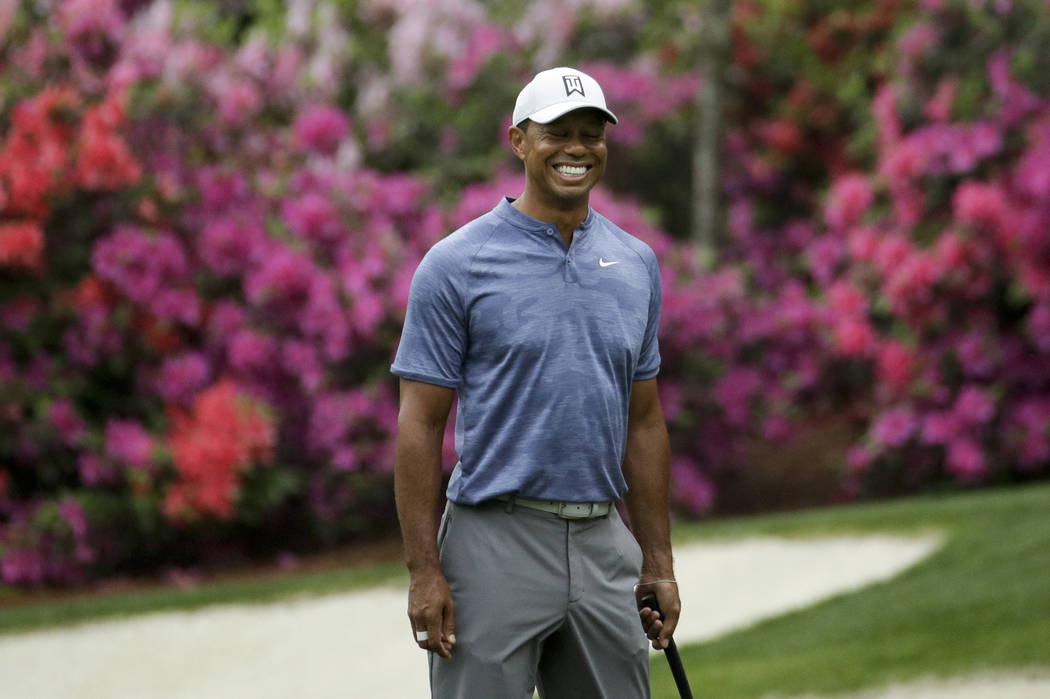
[{"left": 512, "top": 193, "right": 589, "bottom": 248}]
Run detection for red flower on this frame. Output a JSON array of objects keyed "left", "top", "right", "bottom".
[
  {"left": 75, "top": 94, "right": 142, "bottom": 190},
  {"left": 164, "top": 380, "right": 275, "bottom": 521},
  {"left": 0, "top": 87, "right": 80, "bottom": 218},
  {"left": 0, "top": 222, "right": 45, "bottom": 271}
]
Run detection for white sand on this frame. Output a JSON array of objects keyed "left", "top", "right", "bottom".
[{"left": 0, "top": 532, "right": 1043, "bottom": 698}]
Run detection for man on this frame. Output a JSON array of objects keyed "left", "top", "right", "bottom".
[{"left": 391, "top": 66, "right": 680, "bottom": 698}]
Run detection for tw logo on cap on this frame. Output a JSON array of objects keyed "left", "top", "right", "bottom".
[{"left": 562, "top": 75, "right": 585, "bottom": 97}]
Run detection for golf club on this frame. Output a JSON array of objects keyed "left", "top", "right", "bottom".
[{"left": 638, "top": 591, "right": 694, "bottom": 699}]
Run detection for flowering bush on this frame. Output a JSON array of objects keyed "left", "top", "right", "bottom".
[
  {"left": 2, "top": 0, "right": 1049, "bottom": 586},
  {"left": 693, "top": 0, "right": 1050, "bottom": 497}
]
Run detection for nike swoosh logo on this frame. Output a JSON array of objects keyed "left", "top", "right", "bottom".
[{"left": 599, "top": 258, "right": 620, "bottom": 267}]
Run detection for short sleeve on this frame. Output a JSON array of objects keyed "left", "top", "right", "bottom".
[
  {"left": 390, "top": 245, "right": 467, "bottom": 388},
  {"left": 634, "top": 251, "right": 662, "bottom": 380}
]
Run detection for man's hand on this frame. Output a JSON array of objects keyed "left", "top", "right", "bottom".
[
  {"left": 636, "top": 579, "right": 681, "bottom": 650},
  {"left": 407, "top": 564, "right": 456, "bottom": 658}
]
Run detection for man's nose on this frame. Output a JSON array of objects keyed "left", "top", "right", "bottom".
[{"left": 564, "top": 135, "right": 587, "bottom": 155}]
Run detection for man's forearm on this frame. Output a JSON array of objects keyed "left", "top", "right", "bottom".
[
  {"left": 394, "top": 417, "right": 448, "bottom": 572},
  {"left": 622, "top": 419, "right": 674, "bottom": 578}
]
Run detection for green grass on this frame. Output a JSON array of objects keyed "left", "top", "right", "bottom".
[
  {"left": 2, "top": 483, "right": 1048, "bottom": 698},
  {"left": 651, "top": 482, "right": 1050, "bottom": 698}
]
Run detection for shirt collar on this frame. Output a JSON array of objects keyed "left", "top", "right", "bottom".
[{"left": 495, "top": 197, "right": 596, "bottom": 238}]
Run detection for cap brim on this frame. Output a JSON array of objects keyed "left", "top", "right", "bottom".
[{"left": 525, "top": 101, "right": 618, "bottom": 125}]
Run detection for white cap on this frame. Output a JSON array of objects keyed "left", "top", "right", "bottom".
[{"left": 512, "top": 67, "right": 618, "bottom": 126}]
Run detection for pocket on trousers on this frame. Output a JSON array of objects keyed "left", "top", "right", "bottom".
[
  {"left": 612, "top": 512, "right": 644, "bottom": 577},
  {"left": 437, "top": 500, "right": 455, "bottom": 558}
]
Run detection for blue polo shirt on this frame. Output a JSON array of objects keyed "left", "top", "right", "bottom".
[{"left": 391, "top": 197, "right": 661, "bottom": 504}]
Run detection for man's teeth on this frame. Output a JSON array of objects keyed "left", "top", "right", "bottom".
[{"left": 555, "top": 165, "right": 587, "bottom": 177}]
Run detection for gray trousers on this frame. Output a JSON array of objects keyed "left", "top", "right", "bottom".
[{"left": 430, "top": 500, "right": 650, "bottom": 699}]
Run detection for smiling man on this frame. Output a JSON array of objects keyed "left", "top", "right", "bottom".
[{"left": 392, "top": 67, "right": 680, "bottom": 698}]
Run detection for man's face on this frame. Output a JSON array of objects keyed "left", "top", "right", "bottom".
[{"left": 510, "top": 109, "right": 608, "bottom": 210}]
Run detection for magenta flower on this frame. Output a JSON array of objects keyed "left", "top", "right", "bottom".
[
  {"left": 49, "top": 398, "right": 87, "bottom": 447},
  {"left": 827, "top": 280, "right": 869, "bottom": 317},
  {"left": 923, "top": 77, "right": 957, "bottom": 122},
  {"left": 946, "top": 438, "right": 986, "bottom": 480},
  {"left": 876, "top": 341, "right": 915, "bottom": 393},
  {"left": 228, "top": 329, "right": 275, "bottom": 374},
  {"left": 281, "top": 192, "right": 346, "bottom": 245},
  {"left": 806, "top": 236, "right": 843, "bottom": 284},
  {"left": 713, "top": 367, "right": 763, "bottom": 425},
  {"left": 92, "top": 227, "right": 193, "bottom": 320},
  {"left": 833, "top": 317, "right": 876, "bottom": 357},
  {"left": 824, "top": 174, "right": 874, "bottom": 230},
  {"left": 954, "top": 386, "right": 995, "bottom": 424},
  {"left": 670, "top": 458, "right": 715, "bottom": 515},
  {"left": 156, "top": 353, "right": 211, "bottom": 404},
  {"left": 104, "top": 419, "right": 154, "bottom": 469},
  {"left": 57, "top": 0, "right": 124, "bottom": 63},
  {"left": 244, "top": 246, "right": 316, "bottom": 309},
  {"left": 292, "top": 103, "right": 351, "bottom": 155},
  {"left": 199, "top": 215, "right": 265, "bottom": 278},
  {"left": 953, "top": 181, "right": 1007, "bottom": 229},
  {"left": 307, "top": 392, "right": 354, "bottom": 452},
  {"left": 846, "top": 446, "right": 875, "bottom": 476},
  {"left": 1027, "top": 302, "right": 1050, "bottom": 352},
  {"left": 282, "top": 340, "right": 323, "bottom": 393},
  {"left": 78, "top": 452, "right": 116, "bottom": 486},
  {"left": 207, "top": 301, "right": 246, "bottom": 343},
  {"left": 921, "top": 411, "right": 964, "bottom": 445},
  {"left": 871, "top": 407, "right": 916, "bottom": 447}
]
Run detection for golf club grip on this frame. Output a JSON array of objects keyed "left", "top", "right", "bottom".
[{"left": 638, "top": 592, "right": 695, "bottom": 699}]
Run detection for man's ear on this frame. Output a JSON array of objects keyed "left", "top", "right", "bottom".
[{"left": 508, "top": 125, "right": 527, "bottom": 161}]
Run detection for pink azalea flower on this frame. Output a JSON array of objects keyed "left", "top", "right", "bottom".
[
  {"left": 1027, "top": 302, "right": 1050, "bottom": 352},
  {"left": 953, "top": 181, "right": 1007, "bottom": 229},
  {"left": 922, "top": 410, "right": 964, "bottom": 445},
  {"left": 871, "top": 407, "right": 916, "bottom": 447},
  {"left": 228, "top": 329, "right": 275, "bottom": 373},
  {"left": 876, "top": 341, "right": 915, "bottom": 393},
  {"left": 207, "top": 301, "right": 246, "bottom": 344},
  {"left": 954, "top": 386, "right": 995, "bottom": 424},
  {"left": 49, "top": 398, "right": 87, "bottom": 447},
  {"left": 282, "top": 340, "right": 323, "bottom": 393},
  {"left": 244, "top": 246, "right": 316, "bottom": 309},
  {"left": 847, "top": 226, "right": 880, "bottom": 264},
  {"left": 670, "top": 457, "right": 715, "bottom": 514},
  {"left": 827, "top": 280, "right": 869, "bottom": 317},
  {"left": 847, "top": 446, "right": 875, "bottom": 476},
  {"left": 281, "top": 192, "right": 346, "bottom": 245},
  {"left": 946, "top": 438, "right": 986, "bottom": 480},
  {"left": 923, "top": 77, "right": 957, "bottom": 122},
  {"left": 806, "top": 236, "right": 843, "bottom": 284},
  {"left": 78, "top": 452, "right": 116, "bottom": 486},
  {"left": 292, "top": 103, "right": 351, "bottom": 155},
  {"left": 199, "top": 215, "right": 265, "bottom": 278},
  {"left": 833, "top": 317, "right": 876, "bottom": 357},
  {"left": 713, "top": 367, "right": 763, "bottom": 426},
  {"left": 824, "top": 174, "right": 874, "bottom": 230},
  {"left": 104, "top": 418, "right": 154, "bottom": 469},
  {"left": 156, "top": 353, "right": 211, "bottom": 404}
]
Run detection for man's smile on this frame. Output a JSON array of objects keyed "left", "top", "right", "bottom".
[{"left": 553, "top": 163, "right": 591, "bottom": 179}]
